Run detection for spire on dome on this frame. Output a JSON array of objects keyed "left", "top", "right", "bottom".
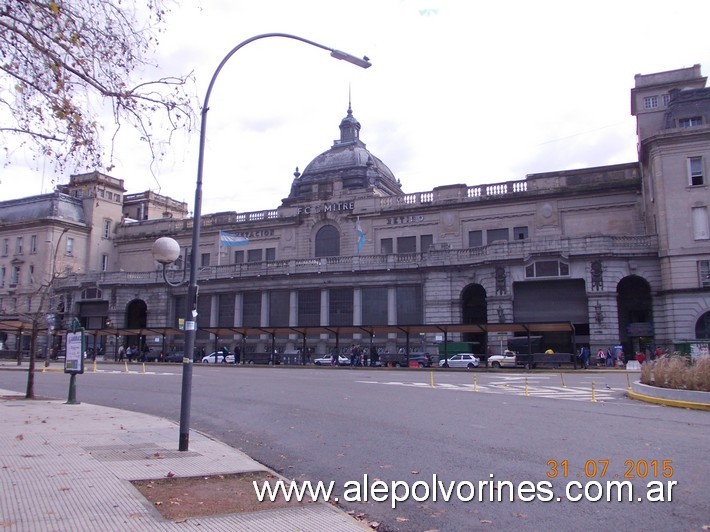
[{"left": 336, "top": 97, "right": 361, "bottom": 146}]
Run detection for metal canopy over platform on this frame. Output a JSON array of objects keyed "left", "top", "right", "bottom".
[
  {"left": 199, "top": 321, "right": 575, "bottom": 339},
  {"left": 0, "top": 321, "right": 574, "bottom": 338}
]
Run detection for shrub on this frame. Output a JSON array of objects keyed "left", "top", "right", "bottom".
[{"left": 640, "top": 354, "right": 710, "bottom": 392}]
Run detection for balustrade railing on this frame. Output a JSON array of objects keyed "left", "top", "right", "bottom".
[{"left": 54, "top": 235, "right": 658, "bottom": 289}]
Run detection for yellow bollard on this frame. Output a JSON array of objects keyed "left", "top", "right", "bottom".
[
  {"left": 93, "top": 360, "right": 97, "bottom": 373},
  {"left": 142, "top": 363, "right": 146, "bottom": 374},
  {"left": 626, "top": 373, "right": 632, "bottom": 390},
  {"left": 473, "top": 374, "right": 478, "bottom": 392},
  {"left": 560, "top": 374, "right": 566, "bottom": 388},
  {"left": 524, "top": 377, "right": 529, "bottom": 397},
  {"left": 591, "top": 381, "right": 597, "bottom": 403},
  {"left": 124, "top": 361, "right": 129, "bottom": 373},
  {"left": 429, "top": 371, "right": 435, "bottom": 389}
]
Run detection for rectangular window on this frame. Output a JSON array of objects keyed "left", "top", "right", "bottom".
[
  {"left": 513, "top": 226, "right": 529, "bottom": 240},
  {"left": 196, "top": 293, "right": 211, "bottom": 341},
  {"left": 200, "top": 253, "right": 210, "bottom": 267},
  {"left": 1, "top": 238, "right": 8, "bottom": 256},
  {"left": 396, "top": 286, "right": 422, "bottom": 324},
  {"left": 11, "top": 266, "right": 20, "bottom": 286},
  {"left": 420, "top": 234, "right": 433, "bottom": 253},
  {"left": 98, "top": 189, "right": 105, "bottom": 198},
  {"left": 487, "top": 228, "right": 509, "bottom": 244},
  {"left": 644, "top": 95, "right": 658, "bottom": 109},
  {"left": 362, "top": 286, "right": 388, "bottom": 325},
  {"left": 688, "top": 157, "right": 704, "bottom": 186},
  {"left": 679, "top": 116, "right": 702, "bottom": 128},
  {"left": 29, "top": 265, "right": 35, "bottom": 284},
  {"left": 16, "top": 236, "right": 23, "bottom": 254},
  {"left": 329, "top": 288, "right": 353, "bottom": 326},
  {"left": 101, "top": 254, "right": 109, "bottom": 271},
  {"left": 692, "top": 207, "right": 710, "bottom": 240},
  {"left": 242, "top": 291, "right": 262, "bottom": 327},
  {"left": 66, "top": 237, "right": 74, "bottom": 256},
  {"left": 380, "top": 238, "right": 393, "bottom": 254},
  {"left": 0, "top": 267, "right": 4, "bottom": 287},
  {"left": 218, "top": 293, "right": 235, "bottom": 327},
  {"left": 468, "top": 230, "right": 483, "bottom": 247},
  {"left": 699, "top": 261, "right": 710, "bottom": 288},
  {"left": 662, "top": 93, "right": 671, "bottom": 106},
  {"left": 30, "top": 235, "right": 37, "bottom": 254},
  {"left": 247, "top": 249, "right": 262, "bottom": 263},
  {"left": 297, "top": 289, "right": 321, "bottom": 326},
  {"left": 234, "top": 250, "right": 245, "bottom": 263},
  {"left": 268, "top": 290, "right": 290, "bottom": 327},
  {"left": 265, "top": 248, "right": 276, "bottom": 262},
  {"left": 526, "top": 260, "right": 570, "bottom": 278},
  {"left": 103, "top": 219, "right": 111, "bottom": 239},
  {"left": 397, "top": 236, "right": 416, "bottom": 254}
]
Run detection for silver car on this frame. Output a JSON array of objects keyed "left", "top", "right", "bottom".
[
  {"left": 201, "top": 352, "right": 235, "bottom": 364},
  {"left": 439, "top": 353, "right": 480, "bottom": 369},
  {"left": 488, "top": 350, "right": 517, "bottom": 368},
  {"left": 313, "top": 354, "right": 349, "bottom": 366}
]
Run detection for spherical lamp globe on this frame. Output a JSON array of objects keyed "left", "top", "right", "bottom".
[{"left": 152, "top": 237, "right": 181, "bottom": 265}]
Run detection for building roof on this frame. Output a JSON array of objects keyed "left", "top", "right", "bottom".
[
  {"left": 0, "top": 192, "right": 85, "bottom": 225},
  {"left": 284, "top": 104, "right": 402, "bottom": 203}
]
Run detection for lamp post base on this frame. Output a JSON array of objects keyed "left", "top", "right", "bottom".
[{"left": 65, "top": 374, "right": 80, "bottom": 404}]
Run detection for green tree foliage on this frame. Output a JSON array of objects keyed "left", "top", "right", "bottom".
[{"left": 0, "top": 0, "right": 195, "bottom": 172}]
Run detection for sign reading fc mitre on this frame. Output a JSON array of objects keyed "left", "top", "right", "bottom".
[{"left": 219, "top": 231, "right": 249, "bottom": 246}]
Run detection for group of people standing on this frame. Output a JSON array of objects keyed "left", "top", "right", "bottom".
[
  {"left": 595, "top": 348, "right": 621, "bottom": 367},
  {"left": 116, "top": 343, "right": 150, "bottom": 362}
]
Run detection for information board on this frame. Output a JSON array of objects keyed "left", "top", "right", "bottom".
[{"left": 65, "top": 331, "right": 85, "bottom": 374}]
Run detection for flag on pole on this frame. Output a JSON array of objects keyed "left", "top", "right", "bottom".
[
  {"left": 356, "top": 217, "right": 365, "bottom": 254},
  {"left": 219, "top": 231, "right": 249, "bottom": 247}
]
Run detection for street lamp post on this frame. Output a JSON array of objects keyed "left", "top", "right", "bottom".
[{"left": 153, "top": 33, "right": 370, "bottom": 452}]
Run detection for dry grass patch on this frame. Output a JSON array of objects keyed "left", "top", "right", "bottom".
[{"left": 640, "top": 355, "right": 710, "bottom": 392}]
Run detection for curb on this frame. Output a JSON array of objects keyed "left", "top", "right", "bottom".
[{"left": 627, "top": 381, "right": 710, "bottom": 411}]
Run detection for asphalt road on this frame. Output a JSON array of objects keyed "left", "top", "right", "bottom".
[{"left": 1, "top": 364, "right": 708, "bottom": 531}]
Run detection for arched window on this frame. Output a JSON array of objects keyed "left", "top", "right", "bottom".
[
  {"left": 696, "top": 312, "right": 710, "bottom": 339},
  {"left": 315, "top": 225, "right": 340, "bottom": 257}
]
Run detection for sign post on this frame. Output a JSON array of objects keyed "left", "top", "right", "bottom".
[{"left": 64, "top": 318, "right": 85, "bottom": 404}]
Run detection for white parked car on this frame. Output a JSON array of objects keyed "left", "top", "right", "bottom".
[
  {"left": 439, "top": 353, "right": 480, "bottom": 369},
  {"left": 313, "top": 354, "right": 350, "bottom": 366},
  {"left": 488, "top": 350, "right": 517, "bottom": 368},
  {"left": 201, "top": 352, "right": 235, "bottom": 364}
]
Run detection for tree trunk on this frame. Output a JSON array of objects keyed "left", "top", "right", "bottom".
[{"left": 25, "top": 322, "right": 38, "bottom": 399}]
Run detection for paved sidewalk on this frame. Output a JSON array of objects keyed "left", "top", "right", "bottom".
[{"left": 0, "top": 388, "right": 368, "bottom": 531}]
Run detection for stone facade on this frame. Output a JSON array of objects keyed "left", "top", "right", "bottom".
[{"left": 1, "top": 66, "right": 709, "bottom": 359}]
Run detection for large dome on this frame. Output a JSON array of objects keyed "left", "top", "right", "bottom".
[{"left": 284, "top": 105, "right": 402, "bottom": 203}]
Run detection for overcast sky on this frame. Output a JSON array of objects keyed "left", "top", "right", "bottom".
[{"left": 4, "top": 0, "right": 710, "bottom": 215}]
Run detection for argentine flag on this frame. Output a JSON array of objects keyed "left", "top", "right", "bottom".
[
  {"left": 356, "top": 217, "right": 365, "bottom": 254},
  {"left": 219, "top": 231, "right": 249, "bottom": 247}
]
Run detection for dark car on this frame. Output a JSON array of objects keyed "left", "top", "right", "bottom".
[
  {"left": 381, "top": 352, "right": 432, "bottom": 367},
  {"left": 164, "top": 352, "right": 185, "bottom": 363},
  {"left": 407, "top": 353, "right": 432, "bottom": 367}
]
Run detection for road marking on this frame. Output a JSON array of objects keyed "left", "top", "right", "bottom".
[{"left": 356, "top": 380, "right": 618, "bottom": 402}]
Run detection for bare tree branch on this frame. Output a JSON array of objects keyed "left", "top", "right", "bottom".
[{"left": 0, "top": 0, "right": 196, "bottom": 174}]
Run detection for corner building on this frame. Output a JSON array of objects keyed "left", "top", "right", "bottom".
[{"left": 4, "top": 66, "right": 710, "bottom": 359}]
